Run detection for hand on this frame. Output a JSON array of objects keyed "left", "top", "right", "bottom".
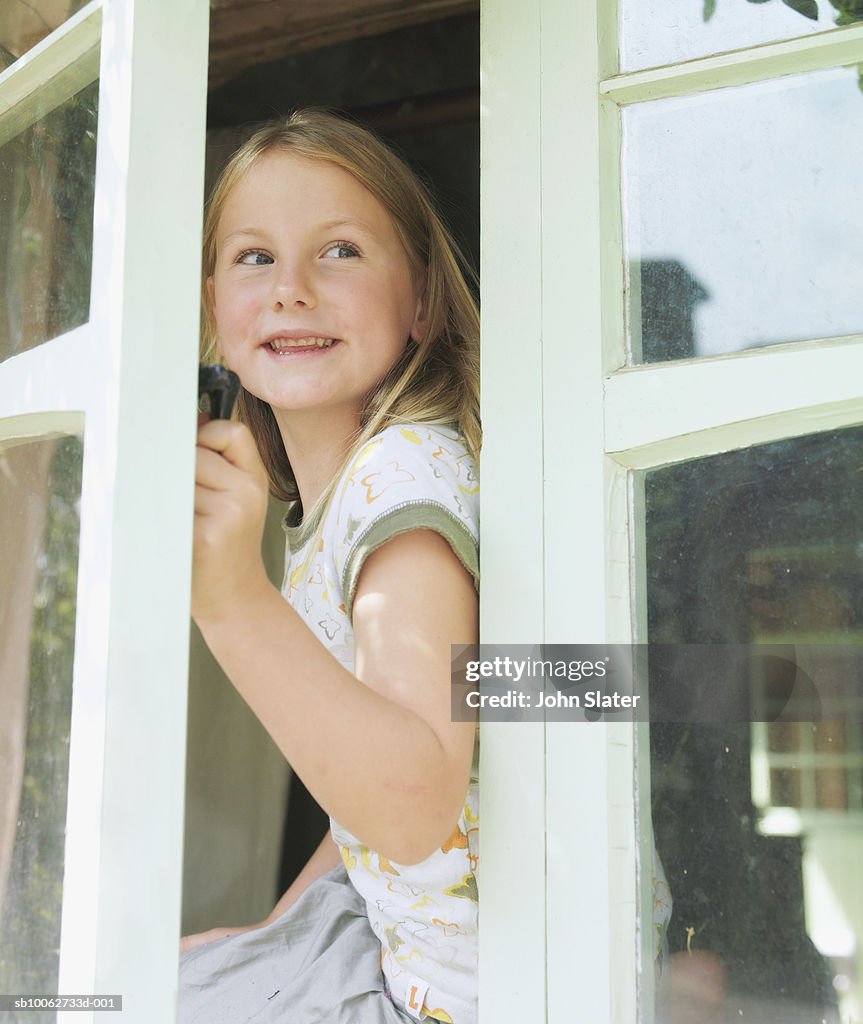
[
  {"left": 664, "top": 950, "right": 726, "bottom": 1024},
  {"left": 192, "top": 417, "right": 270, "bottom": 624},
  {"left": 179, "top": 921, "right": 263, "bottom": 954}
]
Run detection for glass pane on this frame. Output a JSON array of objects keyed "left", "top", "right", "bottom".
[
  {"left": 814, "top": 767, "right": 847, "bottom": 810},
  {"left": 624, "top": 67, "right": 863, "bottom": 364},
  {"left": 643, "top": 425, "right": 863, "bottom": 1024},
  {"left": 0, "top": 2, "right": 88, "bottom": 69},
  {"left": 0, "top": 76, "right": 98, "bottom": 363},
  {"left": 771, "top": 766, "right": 803, "bottom": 806},
  {"left": 620, "top": 0, "right": 862, "bottom": 73},
  {"left": 0, "top": 434, "right": 83, "bottom": 1019},
  {"left": 769, "top": 721, "right": 801, "bottom": 752},
  {"left": 814, "top": 721, "right": 847, "bottom": 753}
]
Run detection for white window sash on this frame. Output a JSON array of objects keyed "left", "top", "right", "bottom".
[
  {"left": 0, "top": 2, "right": 208, "bottom": 1021},
  {"left": 480, "top": 2, "right": 863, "bottom": 1023}
]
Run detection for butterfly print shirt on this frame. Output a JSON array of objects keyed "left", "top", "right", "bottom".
[{"left": 282, "top": 422, "right": 480, "bottom": 1024}]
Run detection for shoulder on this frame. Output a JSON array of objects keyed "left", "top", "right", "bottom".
[
  {"left": 334, "top": 422, "right": 478, "bottom": 530},
  {"left": 330, "top": 422, "right": 480, "bottom": 617}
]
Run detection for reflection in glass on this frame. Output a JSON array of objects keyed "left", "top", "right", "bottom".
[
  {"left": 644, "top": 426, "right": 863, "bottom": 1024},
  {"left": 620, "top": 0, "right": 860, "bottom": 73},
  {"left": 0, "top": 2, "right": 88, "bottom": 70},
  {"left": 0, "top": 78, "right": 98, "bottom": 363},
  {"left": 624, "top": 67, "right": 863, "bottom": 363},
  {"left": 0, "top": 435, "right": 82, "bottom": 1019}
]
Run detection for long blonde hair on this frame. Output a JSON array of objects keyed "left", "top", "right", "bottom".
[{"left": 201, "top": 108, "right": 480, "bottom": 507}]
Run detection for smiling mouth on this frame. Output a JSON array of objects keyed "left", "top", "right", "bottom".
[{"left": 266, "top": 337, "right": 338, "bottom": 351}]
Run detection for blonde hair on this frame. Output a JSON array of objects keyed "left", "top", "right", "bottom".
[{"left": 201, "top": 108, "right": 480, "bottom": 507}]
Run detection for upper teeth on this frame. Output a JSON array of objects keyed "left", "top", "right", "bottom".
[{"left": 269, "top": 337, "right": 335, "bottom": 350}]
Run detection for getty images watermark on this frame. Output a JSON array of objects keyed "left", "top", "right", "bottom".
[{"left": 451, "top": 644, "right": 863, "bottom": 723}]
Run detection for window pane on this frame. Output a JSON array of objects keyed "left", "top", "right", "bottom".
[
  {"left": 643, "top": 426, "right": 863, "bottom": 1024},
  {"left": 620, "top": 0, "right": 861, "bottom": 73},
  {"left": 0, "top": 76, "right": 98, "bottom": 362},
  {"left": 0, "top": 2, "right": 88, "bottom": 69},
  {"left": 0, "top": 434, "right": 83, "bottom": 1018},
  {"left": 624, "top": 67, "right": 863, "bottom": 364}
]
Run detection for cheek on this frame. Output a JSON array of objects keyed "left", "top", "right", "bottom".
[
  {"left": 377, "top": 273, "right": 421, "bottom": 334},
  {"left": 212, "top": 285, "right": 256, "bottom": 337}
]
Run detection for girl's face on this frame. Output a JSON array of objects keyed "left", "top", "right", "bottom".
[{"left": 209, "top": 151, "right": 425, "bottom": 428}]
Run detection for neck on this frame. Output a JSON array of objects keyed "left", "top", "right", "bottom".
[{"left": 273, "top": 405, "right": 360, "bottom": 513}]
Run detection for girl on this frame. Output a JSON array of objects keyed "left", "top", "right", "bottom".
[{"left": 179, "top": 109, "right": 480, "bottom": 1024}]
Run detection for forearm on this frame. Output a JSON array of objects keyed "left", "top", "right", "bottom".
[
  {"left": 263, "top": 830, "right": 342, "bottom": 924},
  {"left": 195, "top": 581, "right": 467, "bottom": 865}
]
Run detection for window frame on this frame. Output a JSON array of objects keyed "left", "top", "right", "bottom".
[
  {"left": 0, "top": 1, "right": 208, "bottom": 1017},
  {"left": 6, "top": 0, "right": 861, "bottom": 1017},
  {"left": 480, "top": 1, "right": 863, "bottom": 1022}
]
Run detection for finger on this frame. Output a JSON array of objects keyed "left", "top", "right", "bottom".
[
  {"left": 179, "top": 930, "right": 217, "bottom": 954},
  {"left": 197, "top": 420, "right": 263, "bottom": 476},
  {"left": 194, "top": 482, "right": 228, "bottom": 516},
  {"left": 195, "top": 445, "right": 239, "bottom": 492},
  {"left": 180, "top": 927, "right": 243, "bottom": 954},
  {"left": 194, "top": 479, "right": 262, "bottom": 519}
]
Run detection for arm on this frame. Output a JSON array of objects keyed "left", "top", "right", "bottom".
[
  {"left": 180, "top": 830, "right": 341, "bottom": 952},
  {"left": 193, "top": 421, "right": 478, "bottom": 866}
]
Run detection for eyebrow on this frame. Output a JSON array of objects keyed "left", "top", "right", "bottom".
[
  {"left": 220, "top": 228, "right": 268, "bottom": 247},
  {"left": 219, "top": 218, "right": 378, "bottom": 248},
  {"left": 318, "top": 217, "right": 378, "bottom": 236}
]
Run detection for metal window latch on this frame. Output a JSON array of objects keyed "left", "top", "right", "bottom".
[{"left": 198, "top": 364, "right": 240, "bottom": 420}]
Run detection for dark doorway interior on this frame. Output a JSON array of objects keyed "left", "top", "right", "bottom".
[{"left": 204, "top": 7, "right": 479, "bottom": 900}]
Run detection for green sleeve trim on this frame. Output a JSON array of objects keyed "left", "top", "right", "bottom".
[{"left": 342, "top": 503, "right": 479, "bottom": 621}]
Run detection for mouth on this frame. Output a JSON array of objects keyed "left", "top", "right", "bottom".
[{"left": 264, "top": 336, "right": 340, "bottom": 355}]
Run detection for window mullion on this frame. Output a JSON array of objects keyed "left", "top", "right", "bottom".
[
  {"left": 542, "top": 0, "right": 627, "bottom": 1021},
  {"left": 604, "top": 335, "right": 863, "bottom": 460},
  {"left": 61, "top": 0, "right": 209, "bottom": 1018},
  {"left": 480, "top": 0, "right": 547, "bottom": 1018},
  {"left": 601, "top": 21, "right": 863, "bottom": 103},
  {"left": 0, "top": 1, "right": 101, "bottom": 146},
  {"left": 0, "top": 326, "right": 102, "bottom": 419}
]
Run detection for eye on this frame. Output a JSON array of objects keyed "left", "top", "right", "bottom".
[
  {"left": 322, "top": 242, "right": 360, "bottom": 259},
  {"left": 236, "top": 249, "right": 273, "bottom": 266}
]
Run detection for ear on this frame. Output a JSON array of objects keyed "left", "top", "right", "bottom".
[
  {"left": 409, "top": 281, "right": 428, "bottom": 343},
  {"left": 206, "top": 275, "right": 216, "bottom": 309}
]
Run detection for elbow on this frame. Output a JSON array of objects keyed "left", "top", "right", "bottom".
[
  {"left": 383, "top": 794, "right": 468, "bottom": 867},
  {"left": 388, "top": 837, "right": 439, "bottom": 867},
  {"left": 377, "top": 743, "right": 473, "bottom": 865}
]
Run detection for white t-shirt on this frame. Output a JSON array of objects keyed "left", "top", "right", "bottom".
[{"left": 282, "top": 422, "right": 480, "bottom": 1024}]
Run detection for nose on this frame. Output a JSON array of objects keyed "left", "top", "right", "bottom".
[{"left": 272, "top": 258, "right": 316, "bottom": 310}]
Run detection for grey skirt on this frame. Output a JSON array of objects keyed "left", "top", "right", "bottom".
[{"left": 178, "top": 864, "right": 414, "bottom": 1024}]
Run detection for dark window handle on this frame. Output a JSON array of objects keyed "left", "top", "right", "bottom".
[{"left": 198, "top": 365, "right": 240, "bottom": 420}]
